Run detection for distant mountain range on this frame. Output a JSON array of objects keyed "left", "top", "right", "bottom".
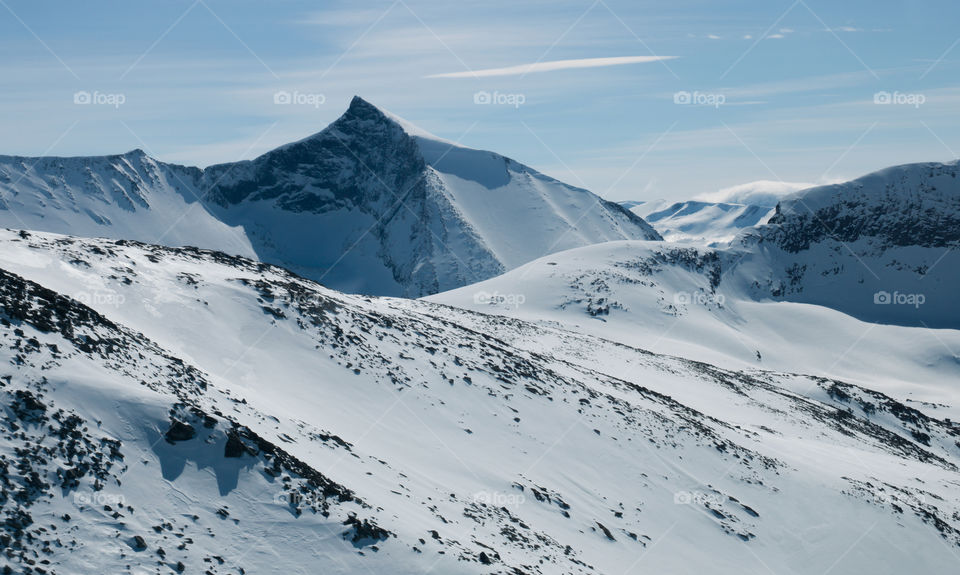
[
  {"left": 624, "top": 199, "right": 775, "bottom": 245},
  {"left": 0, "top": 96, "right": 659, "bottom": 297}
]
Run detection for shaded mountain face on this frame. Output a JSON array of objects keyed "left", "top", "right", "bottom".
[
  {"left": 736, "top": 160, "right": 960, "bottom": 327},
  {"left": 204, "top": 96, "right": 428, "bottom": 211},
  {"left": 2, "top": 229, "right": 960, "bottom": 574},
  {"left": 0, "top": 97, "right": 660, "bottom": 297},
  {"left": 758, "top": 161, "right": 960, "bottom": 251}
]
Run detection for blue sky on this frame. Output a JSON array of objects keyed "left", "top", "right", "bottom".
[{"left": 1, "top": 0, "right": 958, "bottom": 201}]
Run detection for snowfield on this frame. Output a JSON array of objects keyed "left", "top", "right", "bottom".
[
  {"left": 433, "top": 160, "right": 960, "bottom": 411},
  {"left": 1, "top": 229, "right": 959, "bottom": 574}
]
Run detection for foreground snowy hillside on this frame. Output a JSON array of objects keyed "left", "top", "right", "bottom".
[
  {"left": 2, "top": 229, "right": 960, "bottom": 574},
  {"left": 0, "top": 97, "right": 659, "bottom": 297}
]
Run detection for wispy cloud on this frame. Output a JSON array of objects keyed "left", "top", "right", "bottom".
[
  {"left": 694, "top": 180, "right": 817, "bottom": 206},
  {"left": 426, "top": 55, "right": 677, "bottom": 78}
]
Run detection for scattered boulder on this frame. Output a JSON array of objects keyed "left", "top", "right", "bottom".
[{"left": 164, "top": 420, "right": 196, "bottom": 443}]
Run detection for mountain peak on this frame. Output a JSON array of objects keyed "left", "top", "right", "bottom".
[
  {"left": 122, "top": 148, "right": 149, "bottom": 159},
  {"left": 345, "top": 95, "right": 389, "bottom": 121},
  {"left": 340, "top": 95, "right": 445, "bottom": 141}
]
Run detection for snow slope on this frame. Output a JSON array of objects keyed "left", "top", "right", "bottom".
[
  {"left": 433, "top": 160, "right": 960, "bottom": 408},
  {"left": 430, "top": 241, "right": 960, "bottom": 413},
  {"left": 0, "top": 150, "right": 255, "bottom": 257},
  {"left": 0, "top": 97, "right": 660, "bottom": 298},
  {"left": 2, "top": 229, "right": 960, "bottom": 574}
]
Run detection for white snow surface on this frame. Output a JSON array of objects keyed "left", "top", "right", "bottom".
[
  {"left": 430, "top": 240, "right": 960, "bottom": 416},
  {"left": 433, "top": 159, "right": 960, "bottom": 418},
  {"left": 1, "top": 229, "right": 959, "bottom": 574}
]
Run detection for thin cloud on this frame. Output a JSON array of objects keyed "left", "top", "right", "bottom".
[
  {"left": 426, "top": 56, "right": 677, "bottom": 78},
  {"left": 695, "top": 180, "right": 816, "bottom": 206}
]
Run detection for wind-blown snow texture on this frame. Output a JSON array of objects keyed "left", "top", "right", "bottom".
[
  {"left": 0, "top": 97, "right": 659, "bottom": 297},
  {"left": 625, "top": 199, "right": 775, "bottom": 246},
  {"left": 2, "top": 229, "right": 960, "bottom": 575}
]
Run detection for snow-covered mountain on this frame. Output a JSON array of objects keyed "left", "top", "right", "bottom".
[
  {"left": 3, "top": 229, "right": 960, "bottom": 574},
  {"left": 0, "top": 97, "right": 659, "bottom": 297},
  {"left": 432, "top": 160, "right": 960, "bottom": 394},
  {"left": 625, "top": 199, "right": 775, "bottom": 245},
  {"left": 738, "top": 160, "right": 960, "bottom": 327},
  {"left": 0, "top": 150, "right": 256, "bottom": 257}
]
